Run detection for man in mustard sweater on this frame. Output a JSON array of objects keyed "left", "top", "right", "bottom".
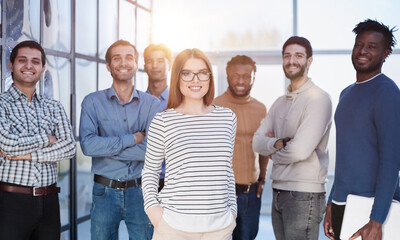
[
  {"left": 214, "top": 55, "right": 269, "bottom": 240},
  {"left": 253, "top": 36, "right": 332, "bottom": 240}
]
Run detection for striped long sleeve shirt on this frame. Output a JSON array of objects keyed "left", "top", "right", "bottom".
[
  {"left": 0, "top": 84, "right": 76, "bottom": 187},
  {"left": 142, "top": 106, "right": 237, "bottom": 232}
]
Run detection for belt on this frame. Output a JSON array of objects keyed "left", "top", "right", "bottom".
[
  {"left": 94, "top": 174, "right": 141, "bottom": 189},
  {"left": 0, "top": 183, "right": 60, "bottom": 196},
  {"left": 236, "top": 182, "right": 258, "bottom": 194}
]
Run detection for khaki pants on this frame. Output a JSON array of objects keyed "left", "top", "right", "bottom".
[{"left": 153, "top": 218, "right": 236, "bottom": 240}]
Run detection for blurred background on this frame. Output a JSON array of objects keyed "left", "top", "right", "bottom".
[{"left": 1, "top": 0, "right": 399, "bottom": 239}]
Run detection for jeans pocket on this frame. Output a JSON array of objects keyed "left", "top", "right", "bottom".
[
  {"left": 289, "top": 191, "right": 312, "bottom": 201},
  {"left": 92, "top": 182, "right": 107, "bottom": 198}
]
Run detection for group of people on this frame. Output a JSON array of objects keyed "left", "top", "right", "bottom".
[{"left": 0, "top": 18, "right": 399, "bottom": 240}]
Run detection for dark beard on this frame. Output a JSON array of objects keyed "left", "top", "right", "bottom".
[
  {"left": 283, "top": 64, "right": 306, "bottom": 80},
  {"left": 228, "top": 84, "right": 252, "bottom": 97}
]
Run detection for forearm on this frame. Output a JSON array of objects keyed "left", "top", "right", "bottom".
[
  {"left": 252, "top": 118, "right": 279, "bottom": 156},
  {"left": 228, "top": 166, "right": 237, "bottom": 214},
  {"left": 31, "top": 137, "right": 76, "bottom": 163},
  {"left": 273, "top": 119, "right": 331, "bottom": 164},
  {"left": 80, "top": 133, "right": 135, "bottom": 157},
  {"left": 0, "top": 129, "right": 49, "bottom": 156},
  {"left": 258, "top": 155, "right": 269, "bottom": 179},
  {"left": 142, "top": 154, "right": 164, "bottom": 211},
  {"left": 370, "top": 164, "right": 400, "bottom": 223},
  {"left": 109, "top": 141, "right": 146, "bottom": 161}
]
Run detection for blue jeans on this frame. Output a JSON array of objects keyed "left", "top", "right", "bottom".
[
  {"left": 90, "top": 182, "right": 153, "bottom": 240},
  {"left": 233, "top": 188, "right": 261, "bottom": 240},
  {"left": 271, "top": 189, "right": 325, "bottom": 240}
]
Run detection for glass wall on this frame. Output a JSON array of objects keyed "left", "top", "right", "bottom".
[
  {"left": 1, "top": 1, "right": 153, "bottom": 239},
  {"left": 151, "top": 0, "right": 400, "bottom": 223},
  {"left": 2, "top": 0, "right": 400, "bottom": 239}
]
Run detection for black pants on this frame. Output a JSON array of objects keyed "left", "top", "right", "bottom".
[
  {"left": 0, "top": 190, "right": 60, "bottom": 240},
  {"left": 331, "top": 203, "right": 346, "bottom": 240}
]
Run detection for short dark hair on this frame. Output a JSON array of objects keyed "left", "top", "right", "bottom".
[
  {"left": 105, "top": 40, "right": 139, "bottom": 64},
  {"left": 226, "top": 55, "right": 256, "bottom": 75},
  {"left": 282, "top": 36, "right": 313, "bottom": 58},
  {"left": 144, "top": 43, "right": 172, "bottom": 65},
  {"left": 353, "top": 19, "right": 397, "bottom": 55},
  {"left": 10, "top": 40, "right": 46, "bottom": 66}
]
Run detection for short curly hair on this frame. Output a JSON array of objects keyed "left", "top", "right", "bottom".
[{"left": 226, "top": 55, "right": 256, "bottom": 75}]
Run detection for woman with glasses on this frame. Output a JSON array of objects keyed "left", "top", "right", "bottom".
[{"left": 142, "top": 48, "right": 237, "bottom": 239}]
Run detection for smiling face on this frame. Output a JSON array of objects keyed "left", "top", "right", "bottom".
[
  {"left": 352, "top": 31, "right": 390, "bottom": 76},
  {"left": 8, "top": 47, "right": 45, "bottom": 89},
  {"left": 227, "top": 64, "right": 254, "bottom": 97},
  {"left": 282, "top": 44, "right": 312, "bottom": 80},
  {"left": 106, "top": 45, "right": 138, "bottom": 83},
  {"left": 144, "top": 50, "right": 170, "bottom": 83},
  {"left": 179, "top": 58, "right": 210, "bottom": 103}
]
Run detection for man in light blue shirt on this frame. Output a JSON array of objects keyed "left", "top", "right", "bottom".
[
  {"left": 144, "top": 43, "right": 171, "bottom": 110},
  {"left": 79, "top": 40, "right": 160, "bottom": 240},
  {"left": 144, "top": 43, "right": 172, "bottom": 188}
]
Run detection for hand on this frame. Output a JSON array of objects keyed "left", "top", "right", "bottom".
[
  {"left": 146, "top": 206, "right": 164, "bottom": 228},
  {"left": 133, "top": 131, "right": 145, "bottom": 144},
  {"left": 0, "top": 150, "right": 31, "bottom": 161},
  {"left": 257, "top": 179, "right": 265, "bottom": 198},
  {"left": 349, "top": 219, "right": 382, "bottom": 240},
  {"left": 0, "top": 150, "right": 8, "bottom": 159},
  {"left": 274, "top": 139, "right": 284, "bottom": 150},
  {"left": 47, "top": 134, "right": 57, "bottom": 144},
  {"left": 323, "top": 204, "right": 335, "bottom": 240},
  {"left": 10, "top": 153, "right": 32, "bottom": 161}
]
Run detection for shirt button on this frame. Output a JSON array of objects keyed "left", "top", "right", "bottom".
[{"left": 124, "top": 119, "right": 127, "bottom": 122}]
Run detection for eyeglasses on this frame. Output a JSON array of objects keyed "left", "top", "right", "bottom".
[
  {"left": 229, "top": 73, "right": 254, "bottom": 82},
  {"left": 180, "top": 71, "right": 211, "bottom": 82}
]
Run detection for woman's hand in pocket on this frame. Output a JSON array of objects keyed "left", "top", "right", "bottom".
[{"left": 146, "top": 206, "right": 164, "bottom": 228}]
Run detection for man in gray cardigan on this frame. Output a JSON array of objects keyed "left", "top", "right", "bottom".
[{"left": 253, "top": 36, "right": 332, "bottom": 240}]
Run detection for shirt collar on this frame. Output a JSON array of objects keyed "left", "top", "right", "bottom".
[
  {"left": 286, "top": 78, "right": 314, "bottom": 97},
  {"left": 146, "top": 86, "right": 169, "bottom": 101},
  {"left": 160, "top": 87, "right": 169, "bottom": 101},
  {"left": 355, "top": 73, "right": 383, "bottom": 85},
  {"left": 106, "top": 85, "right": 139, "bottom": 103},
  {"left": 9, "top": 84, "right": 41, "bottom": 103}
]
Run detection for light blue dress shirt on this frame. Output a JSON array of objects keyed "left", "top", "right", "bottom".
[
  {"left": 146, "top": 86, "right": 169, "bottom": 111},
  {"left": 146, "top": 87, "right": 169, "bottom": 179},
  {"left": 79, "top": 86, "right": 161, "bottom": 180}
]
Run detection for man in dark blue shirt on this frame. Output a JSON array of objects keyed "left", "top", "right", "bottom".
[
  {"left": 324, "top": 19, "right": 400, "bottom": 240},
  {"left": 79, "top": 40, "right": 160, "bottom": 240}
]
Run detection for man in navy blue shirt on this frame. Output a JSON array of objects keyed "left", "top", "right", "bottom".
[
  {"left": 324, "top": 19, "right": 400, "bottom": 240},
  {"left": 79, "top": 40, "right": 160, "bottom": 240}
]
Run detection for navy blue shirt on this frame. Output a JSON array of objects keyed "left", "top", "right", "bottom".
[
  {"left": 329, "top": 73, "right": 400, "bottom": 223},
  {"left": 79, "top": 86, "right": 161, "bottom": 180}
]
